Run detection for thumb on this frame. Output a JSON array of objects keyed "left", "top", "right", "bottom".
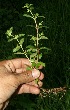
[{"left": 15, "top": 69, "right": 40, "bottom": 85}]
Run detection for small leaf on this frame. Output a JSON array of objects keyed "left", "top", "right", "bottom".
[
  {"left": 35, "top": 62, "right": 45, "bottom": 68},
  {"left": 27, "top": 48, "right": 32, "bottom": 52},
  {"left": 40, "top": 47, "right": 50, "bottom": 50},
  {"left": 41, "top": 62, "right": 45, "bottom": 67},
  {"left": 13, "top": 45, "right": 20, "bottom": 52},
  {"left": 27, "top": 48, "right": 36, "bottom": 53},
  {"left": 39, "top": 36, "right": 48, "bottom": 40},
  {"left": 35, "top": 13, "right": 39, "bottom": 18},
  {"left": 35, "top": 62, "right": 41, "bottom": 69},
  {"left": 24, "top": 3, "right": 29, "bottom": 8},
  {"left": 23, "top": 14, "right": 32, "bottom": 18},
  {"left": 39, "top": 53, "right": 42, "bottom": 60},
  {"left": 26, "top": 45, "right": 36, "bottom": 53},
  {"left": 29, "top": 4, "right": 33, "bottom": 7},
  {"left": 39, "top": 32, "right": 48, "bottom": 40},
  {"left": 38, "top": 16, "right": 45, "bottom": 18},
  {"left": 6, "top": 27, "right": 13, "bottom": 37},
  {"left": 8, "top": 38, "right": 14, "bottom": 42},
  {"left": 14, "top": 35, "right": 19, "bottom": 39},
  {"left": 35, "top": 78, "right": 39, "bottom": 84},
  {"left": 26, "top": 45, "right": 35, "bottom": 49},
  {"left": 32, "top": 62, "right": 36, "bottom": 68},
  {"left": 26, "top": 66, "right": 32, "bottom": 70},
  {"left": 18, "top": 34, "right": 25, "bottom": 37},
  {"left": 32, "top": 49, "right": 37, "bottom": 52},
  {"left": 20, "top": 38, "right": 24, "bottom": 45},
  {"left": 30, "top": 36, "right": 37, "bottom": 41},
  {"left": 39, "top": 21, "right": 43, "bottom": 26},
  {"left": 14, "top": 52, "right": 24, "bottom": 54},
  {"left": 30, "top": 6, "right": 34, "bottom": 11},
  {"left": 30, "top": 53, "right": 37, "bottom": 58},
  {"left": 40, "top": 36, "right": 48, "bottom": 39}
]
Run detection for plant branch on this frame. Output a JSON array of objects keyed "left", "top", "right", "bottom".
[
  {"left": 35, "top": 19, "right": 39, "bottom": 62},
  {"left": 16, "top": 38, "right": 30, "bottom": 61}
]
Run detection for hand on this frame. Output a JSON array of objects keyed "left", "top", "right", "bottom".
[{"left": 0, "top": 58, "right": 44, "bottom": 110}]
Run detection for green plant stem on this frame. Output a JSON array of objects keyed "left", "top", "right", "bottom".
[
  {"left": 35, "top": 19, "right": 39, "bottom": 63},
  {"left": 16, "top": 38, "right": 30, "bottom": 61},
  {"left": 29, "top": 10, "right": 39, "bottom": 63},
  {"left": 30, "top": 10, "right": 34, "bottom": 18},
  {"left": 29, "top": 8, "right": 39, "bottom": 63}
]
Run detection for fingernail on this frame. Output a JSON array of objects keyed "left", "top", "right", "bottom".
[{"left": 32, "top": 69, "right": 40, "bottom": 78}]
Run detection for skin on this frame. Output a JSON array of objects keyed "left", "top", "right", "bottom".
[{"left": 0, "top": 58, "right": 44, "bottom": 110}]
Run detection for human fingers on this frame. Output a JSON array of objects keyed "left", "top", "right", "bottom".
[
  {"left": 38, "top": 72, "right": 44, "bottom": 80},
  {"left": 27, "top": 80, "right": 43, "bottom": 87},
  {"left": 26, "top": 72, "right": 44, "bottom": 87},
  {"left": 0, "top": 67, "right": 40, "bottom": 104},
  {"left": 14, "top": 69, "right": 40, "bottom": 85},
  {"left": 0, "top": 58, "right": 31, "bottom": 73},
  {"left": 10, "top": 58, "right": 31, "bottom": 69},
  {"left": 16, "top": 84, "right": 40, "bottom": 94}
]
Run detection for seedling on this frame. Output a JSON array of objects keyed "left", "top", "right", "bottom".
[
  {"left": 6, "top": 3, "right": 49, "bottom": 95},
  {"left": 6, "top": 4, "right": 68, "bottom": 99}
]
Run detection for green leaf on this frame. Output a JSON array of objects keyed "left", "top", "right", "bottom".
[
  {"left": 41, "top": 62, "right": 45, "bottom": 67},
  {"left": 32, "top": 62, "right": 36, "bottom": 68},
  {"left": 39, "top": 21, "right": 43, "bottom": 26},
  {"left": 14, "top": 35, "right": 19, "bottom": 39},
  {"left": 13, "top": 45, "right": 20, "bottom": 53},
  {"left": 40, "top": 47, "right": 50, "bottom": 50},
  {"left": 35, "top": 13, "right": 39, "bottom": 19},
  {"left": 39, "top": 53, "right": 42, "bottom": 60},
  {"left": 26, "top": 66, "right": 32, "bottom": 70},
  {"left": 26, "top": 45, "right": 36, "bottom": 53},
  {"left": 30, "top": 36, "right": 37, "bottom": 41},
  {"left": 30, "top": 53, "right": 37, "bottom": 58},
  {"left": 14, "top": 52, "right": 24, "bottom": 54},
  {"left": 8, "top": 38, "right": 14, "bottom": 42},
  {"left": 27, "top": 48, "right": 36, "bottom": 53},
  {"left": 23, "top": 14, "right": 32, "bottom": 18},
  {"left": 20, "top": 38, "right": 24, "bottom": 45},
  {"left": 6, "top": 27, "right": 13, "bottom": 37},
  {"left": 30, "top": 6, "right": 34, "bottom": 11},
  {"left": 32, "top": 49, "right": 37, "bottom": 52},
  {"left": 35, "top": 62, "right": 41, "bottom": 69},
  {"left": 24, "top": 3, "right": 29, "bottom": 8},
  {"left": 38, "top": 16, "right": 45, "bottom": 18},
  {"left": 35, "top": 78, "right": 39, "bottom": 84},
  {"left": 39, "top": 32, "right": 48, "bottom": 40},
  {"left": 35, "top": 62, "right": 45, "bottom": 68},
  {"left": 40, "top": 36, "right": 48, "bottom": 40},
  {"left": 18, "top": 34, "right": 25, "bottom": 37},
  {"left": 27, "top": 48, "right": 32, "bottom": 52},
  {"left": 26, "top": 45, "right": 35, "bottom": 49}
]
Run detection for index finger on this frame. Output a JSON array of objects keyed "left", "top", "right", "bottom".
[
  {"left": 10, "top": 58, "right": 31, "bottom": 69},
  {"left": 0, "top": 58, "right": 31, "bottom": 73}
]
